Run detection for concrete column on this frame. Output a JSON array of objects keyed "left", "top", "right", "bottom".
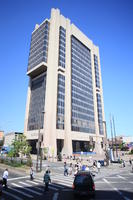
[
  {"left": 43, "top": 8, "right": 60, "bottom": 157},
  {"left": 24, "top": 79, "right": 31, "bottom": 134},
  {"left": 63, "top": 18, "right": 72, "bottom": 156}
]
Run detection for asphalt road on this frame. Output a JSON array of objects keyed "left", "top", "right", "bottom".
[{"left": 0, "top": 162, "right": 133, "bottom": 200}]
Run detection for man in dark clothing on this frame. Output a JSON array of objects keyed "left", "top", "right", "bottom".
[{"left": 43, "top": 170, "right": 51, "bottom": 191}]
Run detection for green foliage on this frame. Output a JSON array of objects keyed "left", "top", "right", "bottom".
[
  {"left": 129, "top": 149, "right": 133, "bottom": 154},
  {"left": 10, "top": 135, "right": 32, "bottom": 162}
]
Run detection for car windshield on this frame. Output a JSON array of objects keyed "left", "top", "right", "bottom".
[{"left": 75, "top": 174, "right": 91, "bottom": 184}]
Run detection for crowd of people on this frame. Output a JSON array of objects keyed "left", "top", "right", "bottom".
[{"left": 63, "top": 159, "right": 101, "bottom": 176}]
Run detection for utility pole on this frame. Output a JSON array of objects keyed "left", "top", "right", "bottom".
[
  {"left": 112, "top": 115, "right": 118, "bottom": 158},
  {"left": 110, "top": 114, "right": 115, "bottom": 160},
  {"left": 36, "top": 111, "right": 45, "bottom": 172}
]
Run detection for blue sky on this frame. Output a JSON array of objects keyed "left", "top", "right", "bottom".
[{"left": 0, "top": 0, "right": 133, "bottom": 138}]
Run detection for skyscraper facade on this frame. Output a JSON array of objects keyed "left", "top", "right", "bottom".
[{"left": 24, "top": 8, "right": 106, "bottom": 156}]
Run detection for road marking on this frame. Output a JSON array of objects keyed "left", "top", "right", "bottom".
[
  {"left": 26, "top": 180, "right": 39, "bottom": 185},
  {"left": 62, "top": 188, "right": 72, "bottom": 191},
  {"left": 33, "top": 179, "right": 43, "bottom": 183},
  {"left": 53, "top": 192, "right": 59, "bottom": 200},
  {"left": 49, "top": 185, "right": 59, "bottom": 191},
  {"left": 19, "top": 181, "right": 44, "bottom": 191},
  {"left": 19, "top": 181, "right": 32, "bottom": 186},
  {"left": 117, "top": 175, "right": 126, "bottom": 180},
  {"left": 2, "top": 190, "right": 23, "bottom": 200},
  {"left": 11, "top": 183, "right": 42, "bottom": 195},
  {"left": 8, "top": 176, "right": 29, "bottom": 181},
  {"left": 103, "top": 179, "right": 131, "bottom": 200},
  {"left": 51, "top": 183, "right": 65, "bottom": 189},
  {"left": 9, "top": 186, "right": 33, "bottom": 198}
]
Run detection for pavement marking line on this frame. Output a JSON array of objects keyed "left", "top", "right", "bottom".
[
  {"left": 33, "top": 179, "right": 43, "bottom": 183},
  {"left": 2, "top": 190, "right": 23, "bottom": 200},
  {"left": 103, "top": 179, "right": 131, "bottom": 200},
  {"left": 49, "top": 185, "right": 59, "bottom": 191},
  {"left": 19, "top": 182, "right": 44, "bottom": 192},
  {"left": 9, "top": 186, "right": 33, "bottom": 198},
  {"left": 26, "top": 180, "right": 39, "bottom": 185},
  {"left": 19, "top": 181, "right": 32, "bottom": 187},
  {"left": 11, "top": 183, "right": 42, "bottom": 196},
  {"left": 52, "top": 179, "right": 72, "bottom": 187},
  {"left": 8, "top": 176, "right": 29, "bottom": 181},
  {"left": 62, "top": 188, "right": 72, "bottom": 191},
  {"left": 117, "top": 175, "right": 126, "bottom": 180},
  {"left": 53, "top": 192, "right": 59, "bottom": 200},
  {"left": 51, "top": 183, "right": 65, "bottom": 189}
]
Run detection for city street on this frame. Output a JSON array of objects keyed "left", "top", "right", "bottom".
[{"left": 0, "top": 161, "right": 133, "bottom": 200}]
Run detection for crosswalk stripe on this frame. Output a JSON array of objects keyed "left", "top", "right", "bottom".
[
  {"left": 26, "top": 180, "right": 39, "bottom": 185},
  {"left": 9, "top": 186, "right": 33, "bottom": 198},
  {"left": 2, "top": 190, "right": 23, "bottom": 200},
  {"left": 51, "top": 183, "right": 65, "bottom": 189},
  {"left": 19, "top": 182, "right": 44, "bottom": 192},
  {"left": 49, "top": 185, "right": 59, "bottom": 191},
  {"left": 8, "top": 176, "right": 29, "bottom": 181},
  {"left": 11, "top": 183, "right": 42, "bottom": 196},
  {"left": 33, "top": 179, "right": 43, "bottom": 183},
  {"left": 19, "top": 181, "right": 32, "bottom": 187}
]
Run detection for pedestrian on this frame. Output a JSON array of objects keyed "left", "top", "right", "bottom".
[
  {"left": 85, "top": 165, "right": 90, "bottom": 171},
  {"left": 64, "top": 162, "right": 68, "bottom": 176},
  {"left": 46, "top": 165, "right": 51, "bottom": 174},
  {"left": 3, "top": 169, "right": 8, "bottom": 189},
  {"left": 129, "top": 158, "right": 132, "bottom": 165},
  {"left": 97, "top": 161, "right": 101, "bottom": 173},
  {"left": 0, "top": 179, "right": 3, "bottom": 195},
  {"left": 74, "top": 164, "right": 78, "bottom": 176},
  {"left": 131, "top": 160, "right": 133, "bottom": 173},
  {"left": 68, "top": 163, "right": 73, "bottom": 176},
  {"left": 81, "top": 164, "right": 86, "bottom": 171},
  {"left": 30, "top": 167, "right": 34, "bottom": 180},
  {"left": 43, "top": 170, "right": 51, "bottom": 191}
]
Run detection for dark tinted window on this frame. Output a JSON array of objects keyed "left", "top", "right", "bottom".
[{"left": 75, "top": 174, "right": 92, "bottom": 184}]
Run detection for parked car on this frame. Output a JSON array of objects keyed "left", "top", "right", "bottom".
[
  {"left": 72, "top": 171, "right": 95, "bottom": 198},
  {"left": 1, "top": 146, "right": 10, "bottom": 154}
]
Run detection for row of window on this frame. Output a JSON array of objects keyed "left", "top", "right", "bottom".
[
  {"left": 58, "top": 26, "right": 66, "bottom": 69},
  {"left": 28, "top": 73, "right": 46, "bottom": 131},
  {"left": 56, "top": 73, "right": 65, "bottom": 130},
  {"left": 94, "top": 55, "right": 100, "bottom": 89},
  {"left": 28, "top": 22, "right": 49, "bottom": 71},
  {"left": 72, "top": 126, "right": 95, "bottom": 134},
  {"left": 71, "top": 36, "right": 95, "bottom": 134},
  {"left": 32, "top": 21, "right": 49, "bottom": 39},
  {"left": 96, "top": 93, "right": 103, "bottom": 135},
  {"left": 72, "top": 99, "right": 94, "bottom": 111}
]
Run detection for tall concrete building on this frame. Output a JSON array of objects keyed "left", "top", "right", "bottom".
[{"left": 24, "top": 8, "right": 106, "bottom": 157}]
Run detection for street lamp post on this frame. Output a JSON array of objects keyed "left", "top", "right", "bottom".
[{"left": 36, "top": 111, "right": 45, "bottom": 172}]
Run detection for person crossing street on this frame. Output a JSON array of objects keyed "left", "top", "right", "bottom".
[{"left": 43, "top": 170, "right": 51, "bottom": 191}]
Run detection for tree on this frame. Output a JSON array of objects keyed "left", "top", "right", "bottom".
[{"left": 11, "top": 135, "right": 31, "bottom": 163}]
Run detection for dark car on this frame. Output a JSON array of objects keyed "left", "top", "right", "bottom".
[{"left": 72, "top": 171, "right": 95, "bottom": 198}]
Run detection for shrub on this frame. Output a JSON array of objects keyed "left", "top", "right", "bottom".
[{"left": 129, "top": 149, "right": 133, "bottom": 154}]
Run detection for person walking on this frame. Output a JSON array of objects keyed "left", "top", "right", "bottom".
[
  {"left": 43, "top": 170, "right": 51, "bottom": 191},
  {"left": 3, "top": 169, "right": 8, "bottom": 189},
  {"left": 97, "top": 161, "right": 101, "bottom": 173},
  {"left": 30, "top": 167, "right": 34, "bottom": 180},
  {"left": 64, "top": 162, "right": 68, "bottom": 176},
  {"left": 68, "top": 163, "right": 73, "bottom": 176},
  {"left": 85, "top": 165, "right": 90, "bottom": 171}
]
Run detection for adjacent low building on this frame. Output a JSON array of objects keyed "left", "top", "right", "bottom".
[{"left": 4, "top": 132, "right": 23, "bottom": 147}]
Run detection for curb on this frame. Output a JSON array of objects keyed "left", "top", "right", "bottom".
[{"left": 0, "top": 163, "right": 29, "bottom": 175}]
